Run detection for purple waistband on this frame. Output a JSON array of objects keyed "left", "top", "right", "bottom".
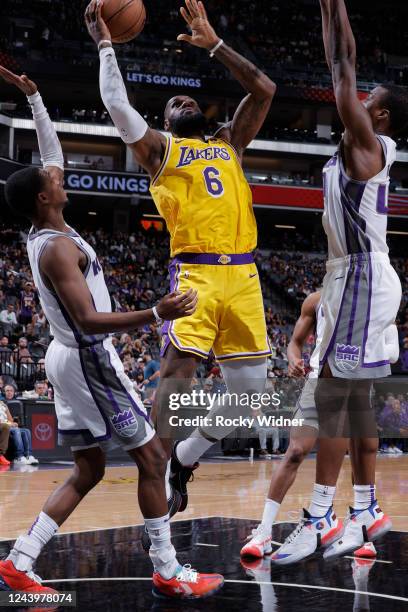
[{"left": 172, "top": 252, "right": 255, "bottom": 266}]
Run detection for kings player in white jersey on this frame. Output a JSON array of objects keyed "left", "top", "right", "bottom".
[
  {"left": 315, "top": 1, "right": 408, "bottom": 559},
  {"left": 0, "top": 65, "right": 224, "bottom": 601}
]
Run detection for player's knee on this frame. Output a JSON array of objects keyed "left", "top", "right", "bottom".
[{"left": 285, "top": 442, "right": 310, "bottom": 466}]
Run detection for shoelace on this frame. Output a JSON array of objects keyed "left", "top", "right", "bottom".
[
  {"left": 176, "top": 564, "right": 198, "bottom": 584},
  {"left": 284, "top": 518, "right": 308, "bottom": 545}
]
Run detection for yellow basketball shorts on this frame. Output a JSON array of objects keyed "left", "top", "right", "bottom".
[{"left": 161, "top": 253, "right": 271, "bottom": 362}]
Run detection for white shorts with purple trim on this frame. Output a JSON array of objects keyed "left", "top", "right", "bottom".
[
  {"left": 45, "top": 337, "right": 155, "bottom": 451},
  {"left": 319, "top": 252, "right": 401, "bottom": 379}
]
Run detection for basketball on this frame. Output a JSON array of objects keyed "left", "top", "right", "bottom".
[{"left": 101, "top": 0, "right": 146, "bottom": 44}]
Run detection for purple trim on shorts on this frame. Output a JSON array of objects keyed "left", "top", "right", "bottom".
[
  {"left": 347, "top": 254, "right": 362, "bottom": 344},
  {"left": 361, "top": 256, "right": 373, "bottom": 365},
  {"left": 90, "top": 346, "right": 122, "bottom": 416},
  {"left": 167, "top": 329, "right": 209, "bottom": 358},
  {"left": 172, "top": 252, "right": 254, "bottom": 266},
  {"left": 103, "top": 345, "right": 150, "bottom": 424},
  {"left": 78, "top": 349, "right": 111, "bottom": 439},
  {"left": 320, "top": 268, "right": 353, "bottom": 366},
  {"left": 362, "top": 360, "right": 390, "bottom": 368},
  {"left": 162, "top": 261, "right": 178, "bottom": 337}
]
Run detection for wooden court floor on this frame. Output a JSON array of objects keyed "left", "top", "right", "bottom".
[{"left": 0, "top": 455, "right": 407, "bottom": 541}]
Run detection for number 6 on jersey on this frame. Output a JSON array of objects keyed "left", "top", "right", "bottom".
[{"left": 203, "top": 166, "right": 224, "bottom": 197}]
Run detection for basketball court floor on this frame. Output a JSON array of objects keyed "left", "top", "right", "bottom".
[{"left": 0, "top": 455, "right": 407, "bottom": 610}]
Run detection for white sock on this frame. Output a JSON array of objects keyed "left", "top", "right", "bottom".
[
  {"left": 176, "top": 432, "right": 214, "bottom": 466},
  {"left": 308, "top": 483, "right": 336, "bottom": 517},
  {"left": 145, "top": 514, "right": 179, "bottom": 580},
  {"left": 353, "top": 484, "right": 376, "bottom": 510},
  {"left": 8, "top": 512, "right": 58, "bottom": 571},
  {"left": 261, "top": 499, "right": 280, "bottom": 532},
  {"left": 165, "top": 459, "right": 172, "bottom": 501}
]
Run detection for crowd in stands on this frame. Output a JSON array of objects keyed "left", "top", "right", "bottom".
[
  {"left": 0, "top": 0, "right": 407, "bottom": 87},
  {"left": 0, "top": 223, "right": 407, "bottom": 457}
]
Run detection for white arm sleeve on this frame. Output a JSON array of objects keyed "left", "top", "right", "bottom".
[
  {"left": 27, "top": 92, "right": 64, "bottom": 170},
  {"left": 99, "top": 46, "right": 148, "bottom": 144}
]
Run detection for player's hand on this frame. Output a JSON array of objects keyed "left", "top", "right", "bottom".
[
  {"left": 0, "top": 65, "right": 37, "bottom": 96},
  {"left": 288, "top": 357, "right": 305, "bottom": 378},
  {"left": 85, "top": 0, "right": 112, "bottom": 47},
  {"left": 156, "top": 289, "right": 198, "bottom": 320},
  {"left": 177, "top": 0, "right": 220, "bottom": 50}
]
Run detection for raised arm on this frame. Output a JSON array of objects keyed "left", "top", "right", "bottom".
[
  {"left": 287, "top": 292, "right": 321, "bottom": 378},
  {"left": 40, "top": 238, "right": 198, "bottom": 335},
  {"left": 85, "top": 0, "right": 166, "bottom": 178},
  {"left": 0, "top": 65, "right": 64, "bottom": 184},
  {"left": 319, "top": 0, "right": 380, "bottom": 160},
  {"left": 177, "top": 0, "right": 276, "bottom": 159}
]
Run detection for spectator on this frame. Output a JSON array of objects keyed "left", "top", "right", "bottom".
[
  {"left": 33, "top": 381, "right": 49, "bottom": 399},
  {"left": 0, "top": 336, "right": 12, "bottom": 353},
  {"left": 13, "top": 337, "right": 32, "bottom": 362},
  {"left": 0, "top": 304, "right": 18, "bottom": 335},
  {"left": 4, "top": 384, "right": 16, "bottom": 401},
  {"left": 143, "top": 353, "right": 160, "bottom": 399},
  {"left": 0, "top": 400, "right": 38, "bottom": 465},
  {"left": 252, "top": 408, "right": 281, "bottom": 456},
  {"left": 19, "top": 282, "right": 37, "bottom": 326}
]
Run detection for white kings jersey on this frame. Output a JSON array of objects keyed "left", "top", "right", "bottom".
[
  {"left": 322, "top": 135, "right": 396, "bottom": 260},
  {"left": 309, "top": 301, "right": 324, "bottom": 378},
  {"left": 26, "top": 226, "right": 112, "bottom": 348}
]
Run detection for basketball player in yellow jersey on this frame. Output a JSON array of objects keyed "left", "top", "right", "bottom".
[{"left": 86, "top": 0, "right": 276, "bottom": 514}]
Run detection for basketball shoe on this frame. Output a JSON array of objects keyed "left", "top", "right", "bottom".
[
  {"left": 240, "top": 524, "right": 272, "bottom": 558},
  {"left": 0, "top": 559, "right": 58, "bottom": 596},
  {"left": 169, "top": 442, "right": 199, "bottom": 512},
  {"left": 0, "top": 455, "right": 10, "bottom": 466},
  {"left": 270, "top": 507, "right": 343, "bottom": 565},
  {"left": 152, "top": 564, "right": 224, "bottom": 599},
  {"left": 323, "top": 501, "right": 392, "bottom": 560}
]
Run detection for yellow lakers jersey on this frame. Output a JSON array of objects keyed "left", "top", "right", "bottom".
[{"left": 149, "top": 136, "right": 257, "bottom": 256}]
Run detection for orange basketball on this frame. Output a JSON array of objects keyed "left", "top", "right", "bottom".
[{"left": 101, "top": 0, "right": 146, "bottom": 44}]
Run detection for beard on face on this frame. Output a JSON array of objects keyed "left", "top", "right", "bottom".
[{"left": 168, "top": 111, "right": 207, "bottom": 137}]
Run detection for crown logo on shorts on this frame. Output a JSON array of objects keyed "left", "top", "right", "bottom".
[
  {"left": 336, "top": 344, "right": 360, "bottom": 355},
  {"left": 218, "top": 255, "right": 232, "bottom": 265},
  {"left": 111, "top": 410, "right": 136, "bottom": 426}
]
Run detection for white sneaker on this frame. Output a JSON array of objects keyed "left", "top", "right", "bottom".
[
  {"left": 270, "top": 507, "right": 343, "bottom": 565},
  {"left": 240, "top": 524, "right": 272, "bottom": 558},
  {"left": 13, "top": 457, "right": 29, "bottom": 465},
  {"left": 324, "top": 501, "right": 392, "bottom": 560},
  {"left": 393, "top": 447, "right": 403, "bottom": 455},
  {"left": 26, "top": 455, "right": 39, "bottom": 465}
]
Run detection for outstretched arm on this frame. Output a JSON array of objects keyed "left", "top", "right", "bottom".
[
  {"left": 0, "top": 65, "right": 64, "bottom": 183},
  {"left": 85, "top": 0, "right": 166, "bottom": 177},
  {"left": 319, "top": 0, "right": 378, "bottom": 155},
  {"left": 178, "top": 0, "right": 276, "bottom": 158}
]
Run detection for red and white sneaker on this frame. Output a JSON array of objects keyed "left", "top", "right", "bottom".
[
  {"left": 0, "top": 559, "right": 58, "bottom": 596},
  {"left": 270, "top": 507, "right": 343, "bottom": 565},
  {"left": 240, "top": 524, "right": 273, "bottom": 558},
  {"left": 0, "top": 455, "right": 10, "bottom": 466},
  {"left": 324, "top": 501, "right": 392, "bottom": 560},
  {"left": 152, "top": 564, "right": 224, "bottom": 600}
]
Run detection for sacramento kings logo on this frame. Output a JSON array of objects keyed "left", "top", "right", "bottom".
[
  {"left": 110, "top": 409, "right": 138, "bottom": 438},
  {"left": 335, "top": 344, "right": 361, "bottom": 372}
]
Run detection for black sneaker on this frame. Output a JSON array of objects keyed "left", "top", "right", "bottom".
[
  {"left": 141, "top": 486, "right": 183, "bottom": 553},
  {"left": 169, "top": 441, "right": 199, "bottom": 513}
]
